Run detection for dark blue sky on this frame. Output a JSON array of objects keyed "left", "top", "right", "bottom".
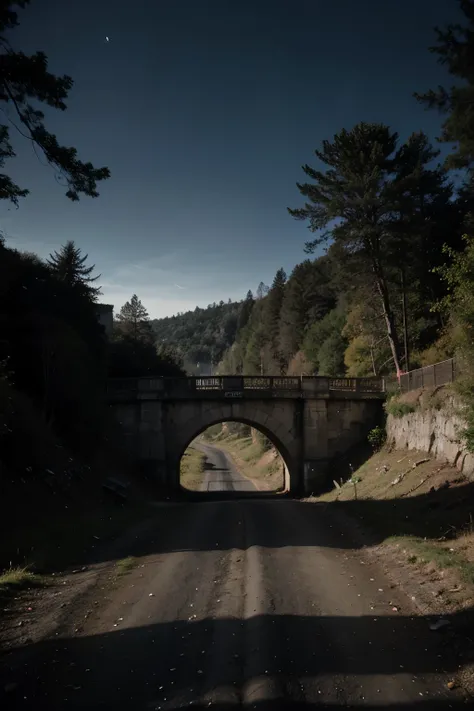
[{"left": 1, "top": 0, "right": 461, "bottom": 317}]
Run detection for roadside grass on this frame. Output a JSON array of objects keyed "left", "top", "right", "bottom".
[
  {"left": 180, "top": 445, "right": 206, "bottom": 491},
  {"left": 0, "top": 567, "right": 46, "bottom": 595},
  {"left": 115, "top": 556, "right": 137, "bottom": 576},
  {"left": 317, "top": 447, "right": 474, "bottom": 597},
  {"left": 215, "top": 435, "right": 285, "bottom": 492},
  {"left": 387, "top": 535, "right": 474, "bottom": 586}
]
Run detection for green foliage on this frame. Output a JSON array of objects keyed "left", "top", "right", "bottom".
[
  {"left": 0, "top": 1, "right": 110, "bottom": 202},
  {"left": 434, "top": 234, "right": 474, "bottom": 451},
  {"left": 367, "top": 426, "right": 387, "bottom": 451},
  {"left": 151, "top": 299, "right": 243, "bottom": 373},
  {"left": 415, "top": 0, "right": 474, "bottom": 174},
  {"left": 384, "top": 399, "right": 416, "bottom": 418},
  {"left": 289, "top": 123, "right": 455, "bottom": 377},
  {"left": 278, "top": 259, "right": 335, "bottom": 368},
  {"left": 265, "top": 268, "right": 286, "bottom": 368},
  {"left": 303, "top": 308, "right": 347, "bottom": 375}
]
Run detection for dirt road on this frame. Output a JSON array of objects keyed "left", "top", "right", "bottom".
[
  {"left": 2, "top": 497, "right": 467, "bottom": 710},
  {"left": 195, "top": 441, "right": 257, "bottom": 493}
]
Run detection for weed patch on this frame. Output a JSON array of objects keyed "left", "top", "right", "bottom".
[
  {"left": 0, "top": 567, "right": 45, "bottom": 594},
  {"left": 115, "top": 556, "right": 136, "bottom": 576}
]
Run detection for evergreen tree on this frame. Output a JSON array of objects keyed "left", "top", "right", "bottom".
[
  {"left": 237, "top": 290, "right": 255, "bottom": 332},
  {"left": 303, "top": 308, "right": 347, "bottom": 376},
  {"left": 278, "top": 264, "right": 307, "bottom": 366},
  {"left": 0, "top": 1, "right": 110, "bottom": 204},
  {"left": 116, "top": 294, "right": 153, "bottom": 346},
  {"left": 415, "top": 1, "right": 474, "bottom": 176},
  {"left": 48, "top": 240, "right": 101, "bottom": 300},
  {"left": 288, "top": 122, "right": 451, "bottom": 378},
  {"left": 265, "top": 268, "right": 286, "bottom": 365}
]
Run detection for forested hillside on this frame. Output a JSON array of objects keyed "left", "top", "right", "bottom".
[
  {"left": 151, "top": 299, "right": 245, "bottom": 373},
  {"left": 216, "top": 2, "right": 474, "bottom": 380}
]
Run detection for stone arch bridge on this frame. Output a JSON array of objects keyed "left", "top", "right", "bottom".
[{"left": 107, "top": 375, "right": 385, "bottom": 494}]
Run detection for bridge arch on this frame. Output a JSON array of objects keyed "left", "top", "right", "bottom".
[{"left": 165, "top": 400, "right": 301, "bottom": 492}]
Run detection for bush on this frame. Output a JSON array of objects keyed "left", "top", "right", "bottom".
[
  {"left": 367, "top": 426, "right": 387, "bottom": 451},
  {"left": 384, "top": 399, "right": 416, "bottom": 418}
]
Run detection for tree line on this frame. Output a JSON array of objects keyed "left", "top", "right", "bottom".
[
  {"left": 218, "top": 2, "right": 474, "bottom": 382},
  {"left": 0, "top": 1, "right": 186, "bottom": 478},
  {"left": 0, "top": 238, "right": 183, "bottom": 459},
  {"left": 150, "top": 299, "right": 242, "bottom": 373},
  {"left": 4, "top": 0, "right": 474, "bottom": 470}
]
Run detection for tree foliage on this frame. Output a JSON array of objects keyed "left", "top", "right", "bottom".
[
  {"left": 116, "top": 294, "right": 153, "bottom": 345},
  {"left": 415, "top": 0, "right": 474, "bottom": 174},
  {"left": 288, "top": 123, "right": 455, "bottom": 377},
  {"left": 48, "top": 240, "right": 102, "bottom": 301},
  {"left": 151, "top": 298, "right": 247, "bottom": 373},
  {"left": 0, "top": 0, "right": 110, "bottom": 203}
]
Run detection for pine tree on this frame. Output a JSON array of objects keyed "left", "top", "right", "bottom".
[
  {"left": 0, "top": 1, "right": 110, "bottom": 204},
  {"left": 264, "top": 268, "right": 286, "bottom": 366},
  {"left": 415, "top": 1, "right": 474, "bottom": 175},
  {"left": 278, "top": 264, "right": 307, "bottom": 366},
  {"left": 303, "top": 308, "right": 347, "bottom": 375},
  {"left": 48, "top": 240, "right": 101, "bottom": 300},
  {"left": 237, "top": 290, "right": 255, "bottom": 331},
  {"left": 116, "top": 294, "right": 154, "bottom": 346},
  {"left": 288, "top": 122, "right": 450, "bottom": 378}
]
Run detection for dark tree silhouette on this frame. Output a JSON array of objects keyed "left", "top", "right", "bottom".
[
  {"left": 415, "top": 0, "right": 474, "bottom": 175},
  {"left": 116, "top": 294, "right": 154, "bottom": 346},
  {"left": 0, "top": 0, "right": 110, "bottom": 203},
  {"left": 48, "top": 241, "right": 102, "bottom": 300}
]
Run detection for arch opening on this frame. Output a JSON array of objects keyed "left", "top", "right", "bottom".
[{"left": 178, "top": 418, "right": 292, "bottom": 495}]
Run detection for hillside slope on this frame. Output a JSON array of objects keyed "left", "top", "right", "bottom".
[{"left": 151, "top": 300, "right": 242, "bottom": 373}]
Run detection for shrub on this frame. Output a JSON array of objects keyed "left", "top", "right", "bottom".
[
  {"left": 367, "top": 426, "right": 387, "bottom": 451},
  {"left": 384, "top": 399, "right": 416, "bottom": 418}
]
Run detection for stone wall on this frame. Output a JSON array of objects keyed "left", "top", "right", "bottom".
[{"left": 386, "top": 393, "right": 474, "bottom": 479}]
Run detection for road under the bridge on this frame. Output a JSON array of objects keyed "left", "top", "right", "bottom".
[{"left": 193, "top": 441, "right": 258, "bottom": 493}]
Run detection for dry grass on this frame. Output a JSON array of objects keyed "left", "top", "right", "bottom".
[
  {"left": 115, "top": 556, "right": 137, "bottom": 576},
  {"left": 387, "top": 535, "right": 474, "bottom": 586},
  {"left": 215, "top": 436, "right": 285, "bottom": 492},
  {"left": 0, "top": 567, "right": 45, "bottom": 593},
  {"left": 318, "top": 447, "right": 474, "bottom": 598},
  {"left": 180, "top": 445, "right": 206, "bottom": 491}
]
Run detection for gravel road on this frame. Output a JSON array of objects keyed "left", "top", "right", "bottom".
[
  {"left": 2, "top": 496, "right": 467, "bottom": 710},
  {"left": 194, "top": 441, "right": 257, "bottom": 493}
]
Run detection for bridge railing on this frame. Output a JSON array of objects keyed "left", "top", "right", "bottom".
[{"left": 107, "top": 375, "right": 386, "bottom": 399}]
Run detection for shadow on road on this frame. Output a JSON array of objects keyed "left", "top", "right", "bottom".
[
  {"left": 1, "top": 485, "right": 474, "bottom": 708},
  {"left": 4, "top": 479, "right": 471, "bottom": 572},
  {"left": 1, "top": 609, "right": 471, "bottom": 709},
  {"left": 117, "top": 482, "right": 474, "bottom": 556}
]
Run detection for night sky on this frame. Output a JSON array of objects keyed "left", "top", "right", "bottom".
[{"left": 0, "top": 0, "right": 462, "bottom": 317}]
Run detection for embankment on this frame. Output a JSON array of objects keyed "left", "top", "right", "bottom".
[
  {"left": 317, "top": 383, "right": 474, "bottom": 679},
  {"left": 0, "top": 379, "right": 150, "bottom": 576},
  {"left": 201, "top": 423, "right": 287, "bottom": 492}
]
